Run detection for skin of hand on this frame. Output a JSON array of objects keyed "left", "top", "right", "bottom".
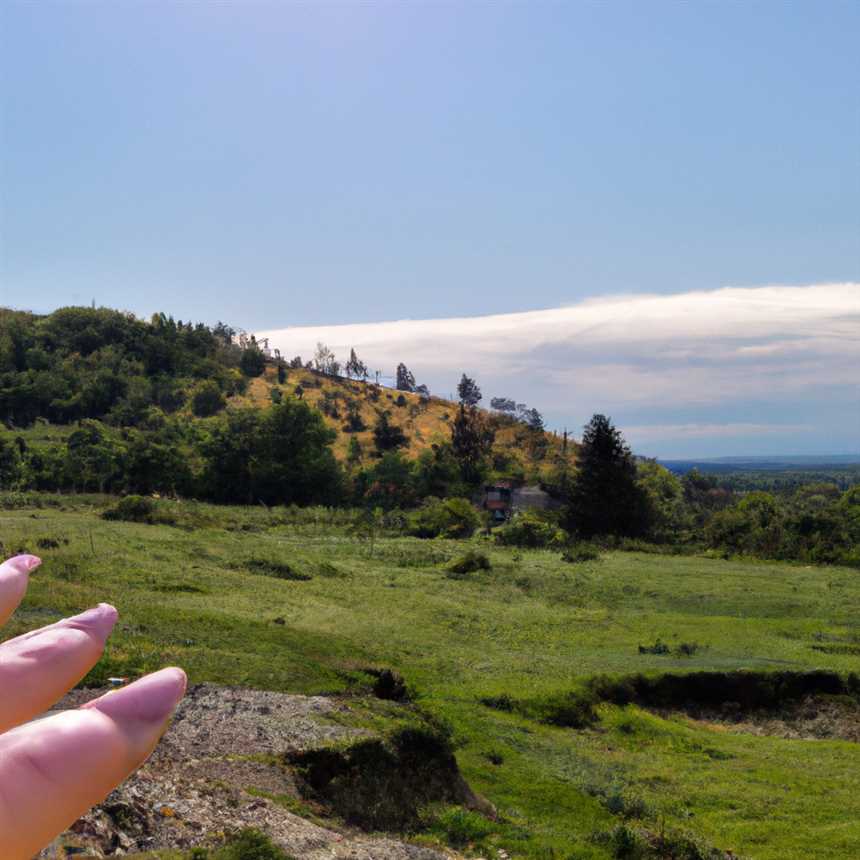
[{"left": 0, "top": 554, "right": 187, "bottom": 858}]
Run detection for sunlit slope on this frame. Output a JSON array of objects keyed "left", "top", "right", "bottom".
[{"left": 230, "top": 365, "right": 576, "bottom": 479}]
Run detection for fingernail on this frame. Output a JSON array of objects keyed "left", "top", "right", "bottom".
[
  {"left": 82, "top": 667, "right": 187, "bottom": 726},
  {"left": 62, "top": 603, "right": 118, "bottom": 644},
  {"left": 2, "top": 555, "right": 42, "bottom": 576}
]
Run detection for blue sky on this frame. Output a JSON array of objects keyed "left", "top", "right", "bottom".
[{"left": 1, "top": 1, "right": 858, "bottom": 456}]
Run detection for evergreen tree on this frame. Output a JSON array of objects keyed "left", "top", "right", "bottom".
[
  {"left": 396, "top": 363, "right": 416, "bottom": 392},
  {"left": 346, "top": 348, "right": 368, "bottom": 380},
  {"left": 564, "top": 414, "right": 649, "bottom": 538},
  {"left": 451, "top": 403, "right": 495, "bottom": 483},
  {"left": 372, "top": 410, "right": 408, "bottom": 453},
  {"left": 457, "top": 374, "right": 482, "bottom": 406},
  {"left": 347, "top": 435, "right": 363, "bottom": 467}
]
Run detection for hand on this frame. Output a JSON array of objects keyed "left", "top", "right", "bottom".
[{"left": 0, "top": 554, "right": 186, "bottom": 858}]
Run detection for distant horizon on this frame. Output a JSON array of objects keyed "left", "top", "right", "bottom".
[{"left": 5, "top": 281, "right": 859, "bottom": 460}]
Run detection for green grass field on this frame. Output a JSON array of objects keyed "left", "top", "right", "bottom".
[{"left": 2, "top": 496, "right": 858, "bottom": 859}]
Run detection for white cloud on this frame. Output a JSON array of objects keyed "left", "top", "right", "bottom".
[
  {"left": 258, "top": 283, "right": 860, "bottom": 400},
  {"left": 623, "top": 423, "right": 814, "bottom": 442},
  {"left": 257, "top": 283, "right": 859, "bottom": 451}
]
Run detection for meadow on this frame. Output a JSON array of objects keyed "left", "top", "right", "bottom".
[{"left": 3, "top": 495, "right": 859, "bottom": 859}]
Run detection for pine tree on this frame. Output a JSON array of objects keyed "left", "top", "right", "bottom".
[
  {"left": 451, "top": 403, "right": 495, "bottom": 483},
  {"left": 346, "top": 348, "right": 368, "bottom": 380},
  {"left": 457, "top": 374, "right": 481, "bottom": 406},
  {"left": 396, "top": 363, "right": 416, "bottom": 392},
  {"left": 564, "top": 414, "right": 649, "bottom": 538}
]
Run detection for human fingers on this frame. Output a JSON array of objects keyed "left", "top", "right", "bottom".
[
  {"left": 0, "top": 667, "right": 187, "bottom": 859},
  {"left": 0, "top": 555, "right": 41, "bottom": 626},
  {"left": 0, "top": 603, "right": 118, "bottom": 734}
]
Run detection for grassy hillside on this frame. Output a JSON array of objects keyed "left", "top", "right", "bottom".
[
  {"left": 5, "top": 495, "right": 859, "bottom": 859},
  {"left": 231, "top": 364, "right": 574, "bottom": 481}
]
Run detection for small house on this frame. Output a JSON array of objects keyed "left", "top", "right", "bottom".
[{"left": 482, "top": 482, "right": 513, "bottom": 524}]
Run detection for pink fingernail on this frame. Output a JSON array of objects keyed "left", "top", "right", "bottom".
[
  {"left": 82, "top": 667, "right": 187, "bottom": 726},
  {"left": 2, "top": 554, "right": 42, "bottom": 575},
  {"left": 62, "top": 603, "right": 118, "bottom": 644}
]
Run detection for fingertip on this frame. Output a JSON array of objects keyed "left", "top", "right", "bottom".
[
  {"left": 64, "top": 602, "right": 119, "bottom": 644},
  {"left": 82, "top": 666, "right": 187, "bottom": 726},
  {"left": 2, "top": 554, "right": 42, "bottom": 576}
]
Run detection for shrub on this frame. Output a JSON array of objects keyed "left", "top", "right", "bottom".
[
  {"left": 367, "top": 667, "right": 409, "bottom": 701},
  {"left": 287, "top": 724, "right": 466, "bottom": 831},
  {"left": 429, "top": 806, "right": 494, "bottom": 848},
  {"left": 408, "top": 497, "right": 482, "bottom": 539},
  {"left": 446, "top": 550, "right": 491, "bottom": 577},
  {"left": 561, "top": 542, "right": 601, "bottom": 563},
  {"left": 245, "top": 558, "right": 312, "bottom": 581},
  {"left": 102, "top": 495, "right": 156, "bottom": 524},
  {"left": 495, "top": 511, "right": 567, "bottom": 548},
  {"left": 216, "top": 828, "right": 294, "bottom": 859},
  {"left": 479, "top": 693, "right": 514, "bottom": 712},
  {"left": 638, "top": 639, "right": 670, "bottom": 655},
  {"left": 192, "top": 381, "right": 226, "bottom": 417}
]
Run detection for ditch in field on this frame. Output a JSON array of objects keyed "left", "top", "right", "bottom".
[{"left": 487, "top": 669, "right": 860, "bottom": 742}]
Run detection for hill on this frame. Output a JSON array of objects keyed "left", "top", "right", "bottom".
[
  {"left": 233, "top": 364, "right": 573, "bottom": 480},
  {"left": 0, "top": 305, "right": 575, "bottom": 490}
]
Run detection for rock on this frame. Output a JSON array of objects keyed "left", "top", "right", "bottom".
[{"left": 38, "top": 684, "right": 457, "bottom": 860}]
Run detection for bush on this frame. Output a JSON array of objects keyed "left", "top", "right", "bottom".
[
  {"left": 495, "top": 511, "right": 567, "bottom": 548},
  {"left": 429, "top": 806, "right": 494, "bottom": 848},
  {"left": 446, "top": 550, "right": 491, "bottom": 577},
  {"left": 192, "top": 381, "right": 226, "bottom": 417},
  {"left": 244, "top": 558, "right": 312, "bottom": 581},
  {"left": 216, "top": 828, "right": 294, "bottom": 859},
  {"left": 561, "top": 542, "right": 601, "bottom": 563},
  {"left": 408, "top": 497, "right": 482, "bottom": 539},
  {"left": 102, "top": 494, "right": 157, "bottom": 524}
]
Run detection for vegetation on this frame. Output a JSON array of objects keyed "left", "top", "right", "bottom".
[{"left": 5, "top": 496, "right": 860, "bottom": 859}]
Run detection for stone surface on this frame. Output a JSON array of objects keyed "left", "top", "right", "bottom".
[{"left": 38, "top": 684, "right": 455, "bottom": 859}]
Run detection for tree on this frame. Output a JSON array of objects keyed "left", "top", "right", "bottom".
[
  {"left": 289, "top": 355, "right": 304, "bottom": 369},
  {"left": 563, "top": 414, "right": 649, "bottom": 538},
  {"left": 519, "top": 406, "right": 544, "bottom": 432},
  {"left": 372, "top": 410, "right": 408, "bottom": 453},
  {"left": 346, "top": 349, "right": 368, "bottom": 381},
  {"left": 313, "top": 342, "right": 339, "bottom": 376},
  {"left": 636, "top": 460, "right": 687, "bottom": 542},
  {"left": 277, "top": 364, "right": 288, "bottom": 384},
  {"left": 240, "top": 344, "right": 266, "bottom": 377},
  {"left": 451, "top": 403, "right": 495, "bottom": 483},
  {"left": 490, "top": 397, "right": 517, "bottom": 414},
  {"left": 396, "top": 363, "right": 416, "bottom": 392},
  {"left": 65, "top": 420, "right": 122, "bottom": 493},
  {"left": 0, "top": 435, "right": 24, "bottom": 488},
  {"left": 200, "top": 402, "right": 342, "bottom": 505},
  {"left": 414, "top": 442, "right": 468, "bottom": 499},
  {"left": 356, "top": 452, "right": 415, "bottom": 509},
  {"left": 343, "top": 399, "right": 366, "bottom": 432},
  {"left": 191, "top": 381, "right": 226, "bottom": 417},
  {"left": 457, "top": 374, "right": 481, "bottom": 406},
  {"left": 347, "top": 435, "right": 363, "bottom": 467}
]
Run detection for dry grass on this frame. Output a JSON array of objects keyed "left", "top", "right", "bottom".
[{"left": 230, "top": 366, "right": 576, "bottom": 477}]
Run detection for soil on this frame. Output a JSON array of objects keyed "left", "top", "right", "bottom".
[
  {"left": 667, "top": 694, "right": 860, "bottom": 742},
  {"left": 37, "top": 684, "right": 456, "bottom": 859}
]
